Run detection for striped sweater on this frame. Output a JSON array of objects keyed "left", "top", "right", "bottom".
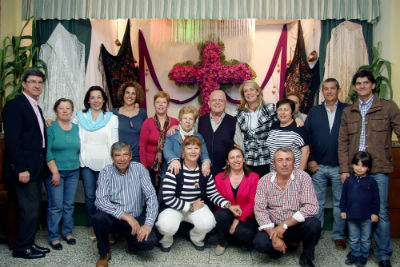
[{"left": 162, "top": 165, "right": 229, "bottom": 212}]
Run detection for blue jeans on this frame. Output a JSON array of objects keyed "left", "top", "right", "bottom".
[
  {"left": 311, "top": 164, "right": 345, "bottom": 240},
  {"left": 348, "top": 219, "right": 372, "bottom": 258},
  {"left": 45, "top": 169, "right": 80, "bottom": 242},
  {"left": 371, "top": 173, "right": 393, "bottom": 261},
  {"left": 81, "top": 167, "right": 100, "bottom": 226}
]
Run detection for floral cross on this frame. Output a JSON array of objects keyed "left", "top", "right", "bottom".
[{"left": 169, "top": 41, "right": 254, "bottom": 115}]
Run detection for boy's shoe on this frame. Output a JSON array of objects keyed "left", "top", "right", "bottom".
[
  {"left": 345, "top": 254, "right": 358, "bottom": 265},
  {"left": 356, "top": 256, "right": 368, "bottom": 267}
]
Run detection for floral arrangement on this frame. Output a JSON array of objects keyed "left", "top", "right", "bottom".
[{"left": 169, "top": 40, "right": 255, "bottom": 115}]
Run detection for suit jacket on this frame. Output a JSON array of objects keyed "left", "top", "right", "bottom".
[
  {"left": 214, "top": 171, "right": 259, "bottom": 222},
  {"left": 2, "top": 94, "right": 46, "bottom": 181}
]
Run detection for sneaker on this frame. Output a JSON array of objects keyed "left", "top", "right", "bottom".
[
  {"left": 356, "top": 256, "right": 368, "bottom": 267},
  {"left": 345, "top": 254, "right": 358, "bottom": 265}
]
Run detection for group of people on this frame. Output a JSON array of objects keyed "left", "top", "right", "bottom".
[{"left": 2, "top": 68, "right": 397, "bottom": 267}]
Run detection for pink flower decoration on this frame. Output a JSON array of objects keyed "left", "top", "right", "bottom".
[{"left": 169, "top": 40, "right": 254, "bottom": 115}]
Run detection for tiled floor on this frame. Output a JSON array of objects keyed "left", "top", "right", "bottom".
[{"left": 0, "top": 226, "right": 399, "bottom": 267}]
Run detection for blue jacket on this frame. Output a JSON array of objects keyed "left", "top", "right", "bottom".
[
  {"left": 161, "top": 130, "right": 210, "bottom": 178},
  {"left": 339, "top": 174, "right": 380, "bottom": 220},
  {"left": 304, "top": 101, "right": 347, "bottom": 166}
]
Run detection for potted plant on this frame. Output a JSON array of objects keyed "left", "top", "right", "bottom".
[
  {"left": 0, "top": 16, "right": 47, "bottom": 133},
  {"left": 346, "top": 42, "right": 392, "bottom": 103}
]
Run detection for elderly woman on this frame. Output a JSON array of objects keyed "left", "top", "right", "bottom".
[
  {"left": 266, "top": 99, "right": 309, "bottom": 171},
  {"left": 162, "top": 105, "right": 210, "bottom": 177},
  {"left": 286, "top": 92, "right": 307, "bottom": 122},
  {"left": 139, "top": 92, "right": 179, "bottom": 193},
  {"left": 214, "top": 146, "right": 259, "bottom": 256},
  {"left": 45, "top": 98, "right": 80, "bottom": 250},
  {"left": 75, "top": 86, "right": 118, "bottom": 240},
  {"left": 113, "top": 81, "right": 147, "bottom": 162},
  {"left": 236, "top": 80, "right": 278, "bottom": 177},
  {"left": 156, "top": 136, "right": 241, "bottom": 252}
]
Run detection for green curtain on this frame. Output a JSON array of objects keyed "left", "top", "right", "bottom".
[
  {"left": 33, "top": 19, "right": 92, "bottom": 69},
  {"left": 319, "top": 19, "right": 373, "bottom": 83}
]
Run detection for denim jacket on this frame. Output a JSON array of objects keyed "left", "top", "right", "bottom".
[{"left": 161, "top": 130, "right": 210, "bottom": 178}]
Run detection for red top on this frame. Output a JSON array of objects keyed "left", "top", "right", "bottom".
[
  {"left": 214, "top": 171, "right": 259, "bottom": 222},
  {"left": 139, "top": 117, "right": 179, "bottom": 168}
]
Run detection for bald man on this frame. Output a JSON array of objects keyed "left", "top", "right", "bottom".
[{"left": 198, "top": 90, "right": 243, "bottom": 177}]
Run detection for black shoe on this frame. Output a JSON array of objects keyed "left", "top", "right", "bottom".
[
  {"left": 63, "top": 236, "right": 76, "bottom": 245},
  {"left": 299, "top": 255, "right": 315, "bottom": 267},
  {"left": 191, "top": 241, "right": 205, "bottom": 251},
  {"left": 49, "top": 241, "right": 63, "bottom": 250},
  {"left": 31, "top": 243, "right": 50, "bottom": 254},
  {"left": 345, "top": 254, "right": 358, "bottom": 265},
  {"left": 378, "top": 260, "right": 392, "bottom": 267},
  {"left": 160, "top": 246, "right": 171, "bottom": 252},
  {"left": 13, "top": 248, "right": 46, "bottom": 259},
  {"left": 356, "top": 256, "right": 367, "bottom": 267}
]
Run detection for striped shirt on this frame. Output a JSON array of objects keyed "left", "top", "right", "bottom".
[
  {"left": 358, "top": 95, "right": 374, "bottom": 151},
  {"left": 266, "top": 121, "right": 308, "bottom": 170},
  {"left": 95, "top": 162, "right": 158, "bottom": 226},
  {"left": 162, "top": 165, "right": 229, "bottom": 212},
  {"left": 254, "top": 169, "right": 319, "bottom": 230}
]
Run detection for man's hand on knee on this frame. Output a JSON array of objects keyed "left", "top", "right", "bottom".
[
  {"left": 137, "top": 225, "right": 152, "bottom": 242},
  {"left": 121, "top": 213, "right": 140, "bottom": 235}
]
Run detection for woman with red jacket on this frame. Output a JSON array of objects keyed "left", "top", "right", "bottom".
[
  {"left": 214, "top": 146, "right": 259, "bottom": 256},
  {"left": 139, "top": 92, "right": 179, "bottom": 193}
]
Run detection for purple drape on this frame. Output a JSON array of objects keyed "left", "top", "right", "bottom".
[{"left": 138, "top": 30, "right": 199, "bottom": 104}]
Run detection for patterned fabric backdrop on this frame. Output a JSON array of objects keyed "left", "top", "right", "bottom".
[{"left": 100, "top": 20, "right": 139, "bottom": 108}]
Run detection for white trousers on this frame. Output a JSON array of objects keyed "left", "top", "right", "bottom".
[{"left": 156, "top": 206, "right": 216, "bottom": 248}]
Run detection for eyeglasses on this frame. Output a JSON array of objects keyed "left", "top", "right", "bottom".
[{"left": 26, "top": 80, "right": 44, "bottom": 85}]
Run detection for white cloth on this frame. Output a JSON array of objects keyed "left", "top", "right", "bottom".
[
  {"left": 74, "top": 115, "right": 119, "bottom": 171},
  {"left": 156, "top": 206, "right": 216, "bottom": 248},
  {"left": 39, "top": 23, "right": 86, "bottom": 120},
  {"left": 321, "top": 21, "right": 369, "bottom": 103}
]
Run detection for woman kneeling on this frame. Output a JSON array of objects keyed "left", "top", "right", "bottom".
[{"left": 156, "top": 136, "right": 240, "bottom": 252}]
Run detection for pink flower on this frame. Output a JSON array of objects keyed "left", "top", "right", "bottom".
[{"left": 169, "top": 41, "right": 254, "bottom": 115}]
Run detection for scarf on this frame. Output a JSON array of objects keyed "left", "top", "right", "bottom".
[
  {"left": 76, "top": 109, "right": 113, "bottom": 131},
  {"left": 179, "top": 124, "right": 194, "bottom": 141},
  {"left": 151, "top": 115, "right": 170, "bottom": 174}
]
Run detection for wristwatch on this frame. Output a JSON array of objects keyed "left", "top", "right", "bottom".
[
  {"left": 282, "top": 223, "right": 288, "bottom": 230},
  {"left": 189, "top": 203, "right": 194, "bottom": 212}
]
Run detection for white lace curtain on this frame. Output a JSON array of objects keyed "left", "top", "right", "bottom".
[{"left": 39, "top": 23, "right": 86, "bottom": 120}]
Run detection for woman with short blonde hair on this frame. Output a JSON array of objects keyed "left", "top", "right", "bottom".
[{"left": 162, "top": 105, "right": 210, "bottom": 178}]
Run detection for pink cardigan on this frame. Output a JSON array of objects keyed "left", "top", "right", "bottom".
[
  {"left": 214, "top": 171, "right": 259, "bottom": 222},
  {"left": 139, "top": 117, "right": 179, "bottom": 168}
]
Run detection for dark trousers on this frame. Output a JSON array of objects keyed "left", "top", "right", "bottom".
[
  {"left": 248, "top": 164, "right": 270, "bottom": 178},
  {"left": 253, "top": 217, "right": 321, "bottom": 261},
  {"left": 13, "top": 179, "right": 42, "bottom": 252},
  {"left": 147, "top": 167, "right": 161, "bottom": 196},
  {"left": 215, "top": 209, "right": 258, "bottom": 246},
  {"left": 92, "top": 210, "right": 158, "bottom": 257}
]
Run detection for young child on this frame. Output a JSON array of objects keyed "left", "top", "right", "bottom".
[{"left": 340, "top": 151, "right": 380, "bottom": 267}]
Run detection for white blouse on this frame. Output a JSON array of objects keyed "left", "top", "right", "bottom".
[{"left": 75, "top": 114, "right": 119, "bottom": 171}]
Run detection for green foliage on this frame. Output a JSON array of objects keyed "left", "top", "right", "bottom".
[
  {"left": 0, "top": 17, "right": 47, "bottom": 114},
  {"left": 346, "top": 42, "right": 392, "bottom": 103}
]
